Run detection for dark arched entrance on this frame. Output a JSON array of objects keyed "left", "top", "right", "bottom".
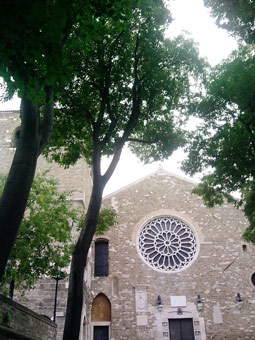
[{"left": 91, "top": 293, "right": 111, "bottom": 340}]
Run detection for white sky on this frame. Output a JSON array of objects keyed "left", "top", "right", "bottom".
[{"left": 0, "top": 0, "right": 237, "bottom": 195}]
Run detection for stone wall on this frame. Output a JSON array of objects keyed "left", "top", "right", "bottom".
[
  {"left": 0, "top": 294, "right": 56, "bottom": 340},
  {"left": 88, "top": 169, "right": 255, "bottom": 340},
  {"left": 17, "top": 279, "right": 69, "bottom": 340},
  {"left": 0, "top": 110, "right": 92, "bottom": 205}
]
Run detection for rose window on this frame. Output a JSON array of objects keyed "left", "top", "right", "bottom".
[{"left": 138, "top": 216, "right": 198, "bottom": 273}]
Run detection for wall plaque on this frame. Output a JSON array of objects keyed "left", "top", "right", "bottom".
[
  {"left": 137, "top": 315, "right": 148, "bottom": 326},
  {"left": 135, "top": 287, "right": 148, "bottom": 312},
  {"left": 170, "top": 296, "right": 187, "bottom": 307}
]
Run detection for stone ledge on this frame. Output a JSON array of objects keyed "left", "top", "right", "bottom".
[
  {"left": 0, "top": 294, "right": 56, "bottom": 327},
  {"left": 0, "top": 324, "right": 38, "bottom": 340}
]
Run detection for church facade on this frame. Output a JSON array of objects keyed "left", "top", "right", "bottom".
[
  {"left": 1, "top": 111, "right": 255, "bottom": 340},
  {"left": 87, "top": 170, "right": 255, "bottom": 340}
]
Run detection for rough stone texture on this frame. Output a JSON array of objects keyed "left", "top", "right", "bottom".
[
  {"left": 0, "top": 294, "right": 56, "bottom": 340},
  {"left": 89, "top": 169, "right": 255, "bottom": 340},
  {"left": 0, "top": 110, "right": 92, "bottom": 205}
]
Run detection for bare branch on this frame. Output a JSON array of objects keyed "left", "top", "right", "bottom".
[{"left": 102, "top": 145, "right": 123, "bottom": 185}]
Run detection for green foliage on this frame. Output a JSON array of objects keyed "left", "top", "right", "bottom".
[
  {"left": 243, "top": 184, "right": 255, "bottom": 243},
  {"left": 204, "top": 0, "right": 255, "bottom": 43},
  {"left": 0, "top": 0, "right": 89, "bottom": 103},
  {"left": 129, "top": 117, "right": 186, "bottom": 163},
  {"left": 96, "top": 208, "right": 117, "bottom": 235},
  {"left": 44, "top": 1, "right": 206, "bottom": 166},
  {"left": 0, "top": 173, "right": 79, "bottom": 293},
  {"left": 0, "top": 310, "right": 13, "bottom": 327},
  {"left": 77, "top": 208, "right": 117, "bottom": 235},
  {"left": 183, "top": 47, "right": 255, "bottom": 191},
  {"left": 182, "top": 45, "right": 255, "bottom": 241},
  {"left": 192, "top": 175, "right": 238, "bottom": 208}
]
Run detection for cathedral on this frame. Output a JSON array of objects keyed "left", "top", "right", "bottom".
[
  {"left": 87, "top": 169, "right": 255, "bottom": 340},
  {"left": 1, "top": 111, "right": 255, "bottom": 340}
]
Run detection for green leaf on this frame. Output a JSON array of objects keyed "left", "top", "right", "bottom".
[{"left": 0, "top": 172, "right": 80, "bottom": 294}]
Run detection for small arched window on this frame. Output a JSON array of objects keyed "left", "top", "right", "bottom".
[{"left": 94, "top": 239, "right": 109, "bottom": 277}]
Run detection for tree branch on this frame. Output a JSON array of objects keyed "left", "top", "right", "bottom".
[
  {"left": 39, "top": 86, "right": 54, "bottom": 154},
  {"left": 99, "top": 35, "right": 126, "bottom": 147},
  {"left": 101, "top": 117, "right": 118, "bottom": 147},
  {"left": 20, "top": 96, "right": 40, "bottom": 142},
  {"left": 102, "top": 34, "right": 142, "bottom": 184},
  {"left": 120, "top": 34, "right": 142, "bottom": 141},
  {"left": 127, "top": 138, "right": 157, "bottom": 144},
  {"left": 102, "top": 145, "right": 123, "bottom": 185},
  {"left": 94, "top": 43, "right": 111, "bottom": 139}
]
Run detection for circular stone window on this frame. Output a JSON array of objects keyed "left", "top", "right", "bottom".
[
  {"left": 251, "top": 273, "right": 255, "bottom": 286},
  {"left": 138, "top": 216, "right": 198, "bottom": 273}
]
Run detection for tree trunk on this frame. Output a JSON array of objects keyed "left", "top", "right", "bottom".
[
  {"left": 0, "top": 93, "right": 53, "bottom": 281},
  {"left": 63, "top": 176, "right": 104, "bottom": 340}
]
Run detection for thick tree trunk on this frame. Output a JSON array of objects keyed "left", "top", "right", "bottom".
[
  {"left": 0, "top": 102, "right": 39, "bottom": 281},
  {"left": 63, "top": 177, "right": 104, "bottom": 340},
  {"left": 0, "top": 93, "right": 53, "bottom": 281}
]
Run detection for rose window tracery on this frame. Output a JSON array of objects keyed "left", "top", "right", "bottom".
[{"left": 138, "top": 216, "right": 198, "bottom": 273}]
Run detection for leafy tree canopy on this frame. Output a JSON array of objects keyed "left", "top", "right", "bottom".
[
  {"left": 204, "top": 0, "right": 255, "bottom": 43},
  {"left": 182, "top": 46, "right": 255, "bottom": 241},
  {"left": 0, "top": 0, "right": 90, "bottom": 102},
  {"left": 0, "top": 173, "right": 79, "bottom": 294},
  {"left": 45, "top": 3, "right": 205, "bottom": 166}
]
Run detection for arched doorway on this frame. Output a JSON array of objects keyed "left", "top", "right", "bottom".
[{"left": 91, "top": 293, "right": 111, "bottom": 340}]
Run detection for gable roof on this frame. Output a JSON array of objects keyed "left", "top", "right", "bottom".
[{"left": 103, "top": 167, "right": 199, "bottom": 199}]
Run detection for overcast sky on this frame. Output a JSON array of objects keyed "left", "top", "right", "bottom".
[{"left": 0, "top": 0, "right": 237, "bottom": 195}]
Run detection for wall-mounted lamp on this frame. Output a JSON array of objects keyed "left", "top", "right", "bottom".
[
  {"left": 235, "top": 293, "right": 243, "bottom": 303},
  {"left": 177, "top": 307, "right": 183, "bottom": 315},
  {"left": 235, "top": 293, "right": 244, "bottom": 310},
  {"left": 195, "top": 294, "right": 204, "bottom": 312},
  {"left": 156, "top": 295, "right": 163, "bottom": 312}
]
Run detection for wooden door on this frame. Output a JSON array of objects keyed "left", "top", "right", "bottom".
[
  {"left": 169, "top": 318, "right": 195, "bottom": 340},
  {"left": 91, "top": 294, "right": 111, "bottom": 322},
  {"left": 93, "top": 326, "right": 109, "bottom": 340}
]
